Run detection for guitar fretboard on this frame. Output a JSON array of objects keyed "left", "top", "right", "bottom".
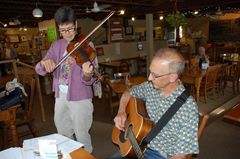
[{"left": 127, "top": 125, "right": 146, "bottom": 159}]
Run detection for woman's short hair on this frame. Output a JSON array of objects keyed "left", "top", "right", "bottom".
[
  {"left": 54, "top": 6, "right": 76, "bottom": 27},
  {"left": 198, "top": 46, "right": 205, "bottom": 52}
]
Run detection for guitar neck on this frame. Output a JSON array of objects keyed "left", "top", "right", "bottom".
[{"left": 128, "top": 126, "right": 146, "bottom": 159}]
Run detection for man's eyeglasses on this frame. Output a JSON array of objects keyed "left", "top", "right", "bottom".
[
  {"left": 149, "top": 70, "right": 172, "bottom": 80},
  {"left": 59, "top": 27, "right": 76, "bottom": 34}
]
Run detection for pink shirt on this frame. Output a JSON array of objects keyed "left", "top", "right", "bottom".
[{"left": 35, "top": 38, "right": 97, "bottom": 101}]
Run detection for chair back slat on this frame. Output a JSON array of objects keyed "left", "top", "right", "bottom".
[
  {"left": 205, "top": 65, "right": 219, "bottom": 85},
  {"left": 190, "top": 58, "right": 199, "bottom": 68},
  {"left": 185, "top": 60, "right": 189, "bottom": 68},
  {"left": 23, "top": 75, "right": 35, "bottom": 120},
  {"left": 233, "top": 62, "right": 240, "bottom": 78}
]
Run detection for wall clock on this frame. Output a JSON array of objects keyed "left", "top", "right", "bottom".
[{"left": 13, "top": 44, "right": 18, "bottom": 48}]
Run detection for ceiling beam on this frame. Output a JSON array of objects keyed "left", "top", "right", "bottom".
[{"left": 126, "top": 0, "right": 240, "bottom": 16}]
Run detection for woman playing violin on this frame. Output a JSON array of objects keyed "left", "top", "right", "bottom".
[{"left": 35, "top": 6, "right": 98, "bottom": 153}]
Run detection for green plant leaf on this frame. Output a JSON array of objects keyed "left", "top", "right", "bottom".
[{"left": 165, "top": 10, "right": 186, "bottom": 28}]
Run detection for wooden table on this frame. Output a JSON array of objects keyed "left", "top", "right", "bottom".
[
  {"left": 223, "top": 56, "right": 240, "bottom": 63},
  {"left": 224, "top": 103, "right": 240, "bottom": 122},
  {"left": 0, "top": 103, "right": 21, "bottom": 147},
  {"left": 180, "top": 67, "right": 207, "bottom": 103},
  {"left": 99, "top": 61, "right": 132, "bottom": 74},
  {"left": 69, "top": 147, "right": 96, "bottom": 159},
  {"left": 106, "top": 76, "right": 147, "bottom": 94}
]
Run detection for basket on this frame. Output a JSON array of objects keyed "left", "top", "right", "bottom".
[{"left": 109, "top": 79, "right": 121, "bottom": 83}]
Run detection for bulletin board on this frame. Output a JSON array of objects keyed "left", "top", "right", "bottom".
[{"left": 110, "top": 18, "right": 124, "bottom": 43}]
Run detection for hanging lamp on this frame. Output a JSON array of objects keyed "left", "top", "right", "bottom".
[{"left": 32, "top": 3, "right": 43, "bottom": 17}]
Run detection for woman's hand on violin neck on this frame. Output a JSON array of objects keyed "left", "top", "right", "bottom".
[
  {"left": 82, "top": 61, "right": 94, "bottom": 81},
  {"left": 41, "top": 59, "right": 56, "bottom": 73}
]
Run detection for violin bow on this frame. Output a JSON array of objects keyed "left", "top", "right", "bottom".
[{"left": 52, "top": 10, "right": 115, "bottom": 72}]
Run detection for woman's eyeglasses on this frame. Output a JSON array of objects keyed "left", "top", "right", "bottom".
[{"left": 59, "top": 27, "right": 76, "bottom": 34}]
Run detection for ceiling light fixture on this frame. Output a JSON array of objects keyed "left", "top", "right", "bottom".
[
  {"left": 32, "top": 3, "right": 43, "bottom": 17},
  {"left": 0, "top": 21, "right": 7, "bottom": 27},
  {"left": 24, "top": 26, "right": 27, "bottom": 31},
  {"left": 120, "top": 10, "right": 125, "bottom": 15},
  {"left": 132, "top": 17, "right": 135, "bottom": 21},
  {"left": 194, "top": 11, "right": 198, "bottom": 14},
  {"left": 159, "top": 16, "right": 164, "bottom": 20}
]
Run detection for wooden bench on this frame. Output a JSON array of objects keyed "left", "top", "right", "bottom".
[{"left": 224, "top": 103, "right": 240, "bottom": 122}]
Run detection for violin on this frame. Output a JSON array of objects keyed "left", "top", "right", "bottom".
[
  {"left": 68, "top": 33, "right": 96, "bottom": 67},
  {"left": 51, "top": 11, "right": 115, "bottom": 80}
]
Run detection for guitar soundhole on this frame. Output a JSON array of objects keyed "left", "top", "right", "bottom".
[
  {"left": 119, "top": 114, "right": 130, "bottom": 143},
  {"left": 119, "top": 131, "right": 126, "bottom": 143}
]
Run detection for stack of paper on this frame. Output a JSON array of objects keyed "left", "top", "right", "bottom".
[
  {"left": 23, "top": 133, "right": 84, "bottom": 159},
  {"left": 0, "top": 147, "right": 23, "bottom": 159}
]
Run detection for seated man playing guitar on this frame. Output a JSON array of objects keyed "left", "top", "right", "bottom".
[{"left": 110, "top": 48, "right": 199, "bottom": 159}]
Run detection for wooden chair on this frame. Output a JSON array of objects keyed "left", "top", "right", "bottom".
[
  {"left": 114, "top": 72, "right": 131, "bottom": 79},
  {"left": 224, "top": 62, "right": 240, "bottom": 94},
  {"left": 101, "top": 81, "right": 119, "bottom": 121},
  {"left": 190, "top": 58, "right": 199, "bottom": 68},
  {"left": 185, "top": 60, "right": 189, "bottom": 69},
  {"left": 186, "top": 114, "right": 209, "bottom": 159},
  {"left": 0, "top": 75, "right": 39, "bottom": 149},
  {"left": 119, "top": 59, "right": 130, "bottom": 73},
  {"left": 200, "top": 65, "right": 219, "bottom": 103},
  {"left": 215, "top": 63, "right": 228, "bottom": 98}
]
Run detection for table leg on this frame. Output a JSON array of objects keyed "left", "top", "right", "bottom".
[
  {"left": 8, "top": 108, "right": 19, "bottom": 147},
  {"left": 194, "top": 77, "right": 203, "bottom": 103}
]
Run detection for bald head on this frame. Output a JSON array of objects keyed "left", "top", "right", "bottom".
[{"left": 153, "top": 48, "right": 185, "bottom": 76}]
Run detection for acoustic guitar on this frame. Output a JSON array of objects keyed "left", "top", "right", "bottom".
[{"left": 112, "top": 97, "right": 155, "bottom": 159}]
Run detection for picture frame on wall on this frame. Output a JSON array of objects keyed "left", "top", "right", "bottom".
[
  {"left": 8, "top": 34, "right": 20, "bottom": 43},
  {"left": 125, "top": 25, "right": 133, "bottom": 35},
  {"left": 96, "top": 47, "right": 104, "bottom": 56},
  {"left": 21, "top": 35, "right": 27, "bottom": 42},
  {"left": 137, "top": 42, "right": 143, "bottom": 51}
]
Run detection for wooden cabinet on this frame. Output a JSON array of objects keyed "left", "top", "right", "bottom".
[
  {"left": 35, "top": 36, "right": 49, "bottom": 50},
  {"left": 34, "top": 34, "right": 50, "bottom": 62}
]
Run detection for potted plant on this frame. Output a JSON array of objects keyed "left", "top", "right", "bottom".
[
  {"left": 165, "top": 10, "right": 186, "bottom": 28},
  {"left": 0, "top": 29, "right": 7, "bottom": 34}
]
